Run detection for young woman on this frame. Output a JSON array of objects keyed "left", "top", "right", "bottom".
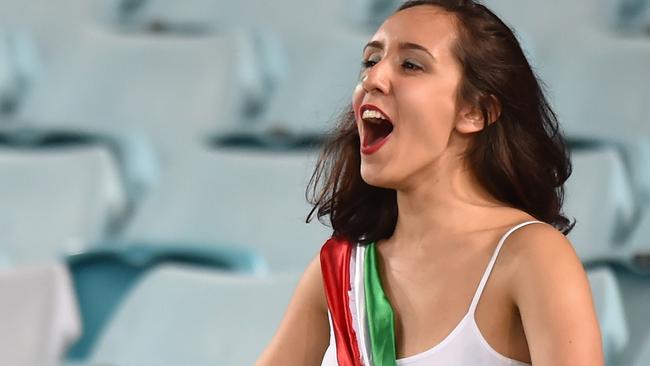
[{"left": 256, "top": 1, "right": 604, "bottom": 365}]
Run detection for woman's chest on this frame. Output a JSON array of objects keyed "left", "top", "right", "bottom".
[{"left": 377, "top": 253, "right": 525, "bottom": 361}]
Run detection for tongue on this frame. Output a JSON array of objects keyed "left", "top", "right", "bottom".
[{"left": 364, "top": 119, "right": 393, "bottom": 147}]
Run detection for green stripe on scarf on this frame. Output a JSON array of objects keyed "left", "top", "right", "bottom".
[{"left": 364, "top": 242, "right": 397, "bottom": 365}]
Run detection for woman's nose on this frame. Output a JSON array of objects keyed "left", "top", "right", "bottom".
[{"left": 361, "top": 62, "right": 391, "bottom": 95}]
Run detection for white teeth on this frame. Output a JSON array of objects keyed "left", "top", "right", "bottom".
[{"left": 362, "top": 109, "right": 387, "bottom": 122}]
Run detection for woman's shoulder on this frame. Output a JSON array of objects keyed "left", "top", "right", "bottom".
[
  {"left": 501, "top": 220, "right": 591, "bottom": 311},
  {"left": 500, "top": 222, "right": 604, "bottom": 363},
  {"left": 503, "top": 220, "right": 579, "bottom": 269}
]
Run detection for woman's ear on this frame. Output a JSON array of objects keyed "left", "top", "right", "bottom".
[{"left": 455, "top": 94, "right": 501, "bottom": 134}]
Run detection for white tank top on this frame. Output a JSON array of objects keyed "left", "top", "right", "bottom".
[{"left": 321, "top": 220, "right": 543, "bottom": 366}]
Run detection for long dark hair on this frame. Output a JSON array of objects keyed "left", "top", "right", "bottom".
[{"left": 306, "top": 0, "right": 574, "bottom": 244}]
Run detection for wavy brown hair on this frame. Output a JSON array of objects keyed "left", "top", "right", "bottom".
[{"left": 306, "top": 0, "right": 574, "bottom": 244}]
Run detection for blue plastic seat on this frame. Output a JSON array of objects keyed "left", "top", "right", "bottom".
[
  {"left": 586, "top": 265, "right": 629, "bottom": 364},
  {"left": 610, "top": 266, "right": 650, "bottom": 366},
  {"left": 564, "top": 144, "right": 636, "bottom": 263},
  {"left": 65, "top": 242, "right": 265, "bottom": 360},
  {"left": 89, "top": 264, "right": 297, "bottom": 366},
  {"left": 123, "top": 146, "right": 331, "bottom": 272},
  {"left": 16, "top": 28, "right": 269, "bottom": 161},
  {"left": 0, "top": 129, "right": 128, "bottom": 263}
]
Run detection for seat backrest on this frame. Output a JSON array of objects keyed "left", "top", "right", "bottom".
[
  {"left": 0, "top": 144, "right": 126, "bottom": 262},
  {"left": 90, "top": 264, "right": 299, "bottom": 366},
  {"left": 586, "top": 266, "right": 629, "bottom": 364},
  {"left": 17, "top": 28, "right": 265, "bottom": 156},
  {"left": 0, "top": 262, "right": 81, "bottom": 366},
  {"left": 602, "top": 0, "right": 650, "bottom": 34},
  {"left": 633, "top": 333, "right": 650, "bottom": 366},
  {"left": 65, "top": 242, "right": 265, "bottom": 360},
  {"left": 259, "top": 30, "right": 368, "bottom": 136},
  {"left": 565, "top": 146, "right": 636, "bottom": 262},
  {"left": 535, "top": 35, "right": 650, "bottom": 140},
  {"left": 123, "top": 147, "right": 331, "bottom": 272}
]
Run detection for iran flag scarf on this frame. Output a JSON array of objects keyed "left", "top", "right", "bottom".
[{"left": 320, "top": 236, "right": 397, "bottom": 366}]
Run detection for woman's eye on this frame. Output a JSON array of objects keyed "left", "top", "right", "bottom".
[
  {"left": 362, "top": 59, "right": 378, "bottom": 68},
  {"left": 402, "top": 60, "right": 423, "bottom": 71}
]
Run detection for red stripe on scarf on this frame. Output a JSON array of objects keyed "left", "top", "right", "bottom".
[{"left": 320, "top": 236, "right": 363, "bottom": 366}]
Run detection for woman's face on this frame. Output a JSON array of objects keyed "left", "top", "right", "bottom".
[{"left": 352, "top": 6, "right": 479, "bottom": 190}]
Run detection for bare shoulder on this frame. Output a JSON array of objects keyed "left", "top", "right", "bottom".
[
  {"left": 504, "top": 221, "right": 580, "bottom": 271},
  {"left": 503, "top": 222, "right": 605, "bottom": 365},
  {"left": 504, "top": 222, "right": 587, "bottom": 317}
]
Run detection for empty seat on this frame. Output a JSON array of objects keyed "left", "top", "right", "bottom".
[
  {"left": 603, "top": 0, "right": 650, "bottom": 34},
  {"left": 535, "top": 35, "right": 650, "bottom": 141},
  {"left": 484, "top": 0, "right": 612, "bottom": 36},
  {"left": 623, "top": 208, "right": 650, "bottom": 272},
  {"left": 603, "top": 137, "right": 650, "bottom": 218},
  {"left": 103, "top": 0, "right": 377, "bottom": 36},
  {"left": 610, "top": 266, "right": 650, "bottom": 366},
  {"left": 90, "top": 264, "right": 299, "bottom": 366},
  {"left": 66, "top": 242, "right": 265, "bottom": 360},
  {"left": 0, "top": 29, "right": 39, "bottom": 117},
  {"left": 99, "top": 0, "right": 230, "bottom": 34},
  {"left": 633, "top": 334, "right": 650, "bottom": 366},
  {"left": 0, "top": 139, "right": 127, "bottom": 263},
  {"left": 17, "top": 27, "right": 268, "bottom": 160},
  {"left": 256, "top": 30, "right": 368, "bottom": 136},
  {"left": 348, "top": 0, "right": 402, "bottom": 30},
  {"left": 0, "top": 262, "right": 81, "bottom": 366},
  {"left": 564, "top": 146, "right": 636, "bottom": 263},
  {"left": 586, "top": 266, "right": 629, "bottom": 364},
  {"left": 0, "top": 0, "right": 95, "bottom": 35},
  {"left": 123, "top": 146, "right": 331, "bottom": 272}
]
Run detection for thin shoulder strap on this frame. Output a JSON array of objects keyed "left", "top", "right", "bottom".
[{"left": 468, "top": 220, "right": 545, "bottom": 313}]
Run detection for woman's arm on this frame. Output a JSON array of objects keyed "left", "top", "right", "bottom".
[
  {"left": 510, "top": 224, "right": 605, "bottom": 365},
  {"left": 255, "top": 255, "right": 330, "bottom": 366}
]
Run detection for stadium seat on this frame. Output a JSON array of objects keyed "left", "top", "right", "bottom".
[
  {"left": 586, "top": 266, "right": 629, "bottom": 364},
  {"left": 348, "top": 0, "right": 402, "bottom": 30},
  {"left": 611, "top": 267, "right": 650, "bottom": 365},
  {"left": 89, "top": 264, "right": 299, "bottom": 366},
  {"left": 17, "top": 28, "right": 269, "bottom": 160},
  {"left": 255, "top": 30, "right": 367, "bottom": 136},
  {"left": 122, "top": 145, "right": 331, "bottom": 272},
  {"left": 564, "top": 146, "right": 636, "bottom": 263},
  {"left": 0, "top": 131, "right": 127, "bottom": 263},
  {"left": 100, "top": 0, "right": 227, "bottom": 34},
  {"left": 103, "top": 0, "right": 383, "bottom": 35},
  {"left": 612, "top": 137, "right": 650, "bottom": 210},
  {"left": 633, "top": 334, "right": 650, "bottom": 366},
  {"left": 603, "top": 0, "right": 650, "bottom": 34},
  {"left": 0, "top": 262, "right": 81, "bottom": 366},
  {"left": 621, "top": 208, "right": 650, "bottom": 273},
  {"left": 0, "top": 0, "right": 94, "bottom": 34},
  {"left": 534, "top": 35, "right": 650, "bottom": 141},
  {"left": 65, "top": 242, "right": 265, "bottom": 360},
  {"left": 0, "top": 29, "right": 39, "bottom": 117},
  {"left": 484, "top": 0, "right": 611, "bottom": 35}
]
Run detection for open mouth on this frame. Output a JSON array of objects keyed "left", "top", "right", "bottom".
[{"left": 361, "top": 107, "right": 394, "bottom": 151}]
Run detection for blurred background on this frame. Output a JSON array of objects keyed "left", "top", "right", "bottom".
[{"left": 0, "top": 0, "right": 647, "bottom": 365}]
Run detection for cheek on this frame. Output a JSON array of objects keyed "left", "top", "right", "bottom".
[
  {"left": 393, "top": 82, "right": 459, "bottom": 161},
  {"left": 398, "top": 81, "right": 458, "bottom": 139}
]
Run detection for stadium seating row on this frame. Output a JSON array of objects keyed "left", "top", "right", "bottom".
[{"left": 0, "top": 0, "right": 647, "bottom": 365}]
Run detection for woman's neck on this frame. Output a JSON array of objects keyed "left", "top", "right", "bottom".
[{"left": 389, "top": 155, "right": 505, "bottom": 250}]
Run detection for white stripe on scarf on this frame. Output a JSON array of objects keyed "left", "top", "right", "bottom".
[{"left": 348, "top": 244, "right": 373, "bottom": 365}]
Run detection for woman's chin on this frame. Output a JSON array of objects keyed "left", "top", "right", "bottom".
[{"left": 360, "top": 168, "right": 399, "bottom": 190}]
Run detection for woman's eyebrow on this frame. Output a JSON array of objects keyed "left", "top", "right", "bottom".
[{"left": 363, "top": 40, "right": 435, "bottom": 61}]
